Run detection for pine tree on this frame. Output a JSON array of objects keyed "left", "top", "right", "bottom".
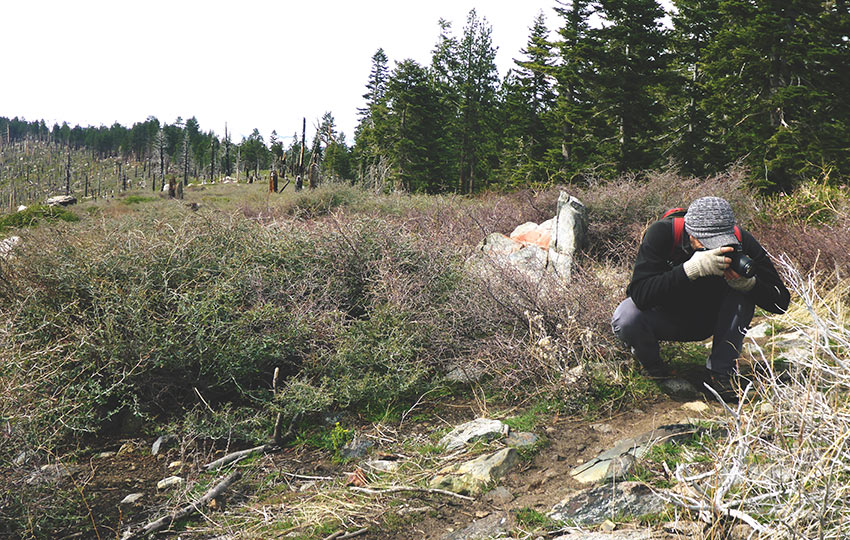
[
  {"left": 499, "top": 12, "right": 557, "bottom": 187},
  {"left": 666, "top": 0, "right": 723, "bottom": 176},
  {"left": 594, "top": 0, "right": 669, "bottom": 173},
  {"left": 704, "top": 0, "right": 850, "bottom": 189},
  {"left": 385, "top": 59, "right": 443, "bottom": 193},
  {"left": 550, "top": 0, "right": 603, "bottom": 180}
]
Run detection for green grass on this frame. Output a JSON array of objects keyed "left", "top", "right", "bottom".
[
  {"left": 0, "top": 204, "right": 79, "bottom": 232},
  {"left": 121, "top": 194, "right": 156, "bottom": 205}
]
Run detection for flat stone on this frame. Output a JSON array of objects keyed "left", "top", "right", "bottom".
[
  {"left": 681, "top": 401, "right": 709, "bottom": 413},
  {"left": 168, "top": 460, "right": 183, "bottom": 469},
  {"left": 120, "top": 492, "right": 145, "bottom": 505},
  {"left": 571, "top": 424, "right": 698, "bottom": 484},
  {"left": 157, "top": 476, "right": 184, "bottom": 490},
  {"left": 97, "top": 451, "right": 116, "bottom": 459},
  {"left": 483, "top": 486, "right": 513, "bottom": 505},
  {"left": 430, "top": 448, "right": 518, "bottom": 496},
  {"left": 442, "top": 513, "right": 509, "bottom": 540},
  {"left": 439, "top": 418, "right": 508, "bottom": 451},
  {"left": 550, "top": 482, "right": 665, "bottom": 525},
  {"left": 505, "top": 431, "right": 539, "bottom": 448},
  {"left": 25, "top": 463, "right": 84, "bottom": 486}
]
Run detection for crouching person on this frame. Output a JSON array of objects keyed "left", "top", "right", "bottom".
[{"left": 611, "top": 197, "right": 790, "bottom": 400}]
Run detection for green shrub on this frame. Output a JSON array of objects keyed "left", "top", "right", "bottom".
[
  {"left": 0, "top": 211, "right": 473, "bottom": 453},
  {"left": 0, "top": 204, "right": 79, "bottom": 232}
]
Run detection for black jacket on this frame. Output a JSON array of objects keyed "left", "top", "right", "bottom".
[{"left": 626, "top": 215, "right": 790, "bottom": 315}]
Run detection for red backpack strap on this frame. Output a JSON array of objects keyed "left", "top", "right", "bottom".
[
  {"left": 734, "top": 225, "right": 742, "bottom": 242},
  {"left": 672, "top": 217, "right": 685, "bottom": 256},
  {"left": 662, "top": 207, "right": 686, "bottom": 219}
]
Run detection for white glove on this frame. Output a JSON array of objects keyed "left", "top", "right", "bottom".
[
  {"left": 727, "top": 275, "right": 756, "bottom": 292},
  {"left": 683, "top": 247, "right": 729, "bottom": 280}
]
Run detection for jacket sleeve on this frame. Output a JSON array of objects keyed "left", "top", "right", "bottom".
[
  {"left": 627, "top": 221, "right": 691, "bottom": 310},
  {"left": 739, "top": 229, "right": 791, "bottom": 314}
]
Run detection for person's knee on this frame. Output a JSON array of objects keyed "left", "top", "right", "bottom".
[{"left": 612, "top": 298, "right": 643, "bottom": 344}]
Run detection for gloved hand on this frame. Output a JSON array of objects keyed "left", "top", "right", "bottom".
[
  {"left": 683, "top": 247, "right": 730, "bottom": 280},
  {"left": 727, "top": 275, "right": 756, "bottom": 292}
]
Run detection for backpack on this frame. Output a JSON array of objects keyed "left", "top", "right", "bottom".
[{"left": 661, "top": 207, "right": 741, "bottom": 257}]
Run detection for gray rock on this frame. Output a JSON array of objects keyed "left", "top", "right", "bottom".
[
  {"left": 340, "top": 434, "right": 374, "bottom": 460},
  {"left": 442, "top": 513, "right": 509, "bottom": 540},
  {"left": 156, "top": 476, "right": 184, "bottom": 490},
  {"left": 120, "top": 492, "right": 145, "bottom": 505},
  {"left": 549, "top": 482, "right": 665, "bottom": 525},
  {"left": 439, "top": 418, "right": 508, "bottom": 451},
  {"left": 659, "top": 377, "right": 699, "bottom": 396},
  {"left": 547, "top": 193, "right": 587, "bottom": 281},
  {"left": 45, "top": 195, "right": 77, "bottom": 206},
  {"left": 505, "top": 431, "right": 539, "bottom": 448},
  {"left": 430, "top": 448, "right": 518, "bottom": 495},
  {"left": 483, "top": 486, "right": 514, "bottom": 505},
  {"left": 151, "top": 434, "right": 176, "bottom": 456}
]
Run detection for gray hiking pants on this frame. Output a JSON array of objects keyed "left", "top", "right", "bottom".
[{"left": 611, "top": 292, "right": 754, "bottom": 374}]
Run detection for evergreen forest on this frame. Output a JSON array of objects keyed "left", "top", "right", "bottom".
[{"left": 2, "top": 0, "right": 848, "bottom": 200}]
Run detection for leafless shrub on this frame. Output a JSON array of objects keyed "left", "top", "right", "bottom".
[{"left": 664, "top": 258, "right": 850, "bottom": 539}]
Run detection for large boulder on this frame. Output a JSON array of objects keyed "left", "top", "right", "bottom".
[
  {"left": 478, "top": 191, "right": 586, "bottom": 282},
  {"left": 549, "top": 482, "right": 665, "bottom": 525}
]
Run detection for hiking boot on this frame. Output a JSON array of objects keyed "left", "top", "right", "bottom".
[
  {"left": 638, "top": 361, "right": 671, "bottom": 379},
  {"left": 702, "top": 370, "right": 744, "bottom": 403}
]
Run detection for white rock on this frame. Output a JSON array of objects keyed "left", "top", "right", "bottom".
[
  {"left": 16, "top": 205, "right": 27, "bottom": 212},
  {"left": 439, "top": 418, "right": 508, "bottom": 451},
  {"left": 365, "top": 459, "right": 400, "bottom": 473},
  {"left": 747, "top": 322, "right": 771, "bottom": 339},
  {"left": 120, "top": 492, "right": 145, "bottom": 505},
  {"left": 157, "top": 476, "right": 184, "bottom": 490}
]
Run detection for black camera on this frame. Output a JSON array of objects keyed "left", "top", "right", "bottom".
[{"left": 726, "top": 244, "right": 755, "bottom": 278}]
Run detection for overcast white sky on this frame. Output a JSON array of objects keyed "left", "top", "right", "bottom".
[{"left": 2, "top": 0, "right": 570, "bottom": 145}]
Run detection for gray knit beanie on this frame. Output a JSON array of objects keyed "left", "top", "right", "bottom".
[{"left": 684, "top": 196, "right": 738, "bottom": 249}]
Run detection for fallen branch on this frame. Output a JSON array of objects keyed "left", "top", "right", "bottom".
[
  {"left": 322, "top": 528, "right": 368, "bottom": 540},
  {"left": 121, "top": 471, "right": 241, "bottom": 540},
  {"left": 350, "top": 485, "right": 475, "bottom": 502},
  {"left": 204, "top": 444, "right": 273, "bottom": 471}
]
